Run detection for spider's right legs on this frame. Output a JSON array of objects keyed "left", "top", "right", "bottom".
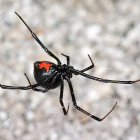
[
  {"left": 66, "top": 77, "right": 117, "bottom": 122},
  {"left": 61, "top": 53, "right": 70, "bottom": 66},
  {"left": 61, "top": 53, "right": 94, "bottom": 73},
  {"left": 80, "top": 54, "right": 94, "bottom": 73}
]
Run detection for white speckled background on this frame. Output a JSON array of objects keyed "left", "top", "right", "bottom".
[{"left": 0, "top": 0, "right": 140, "bottom": 140}]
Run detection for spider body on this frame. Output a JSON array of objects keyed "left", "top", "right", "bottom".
[
  {"left": 34, "top": 61, "right": 73, "bottom": 89},
  {"left": 0, "top": 12, "right": 140, "bottom": 122}
]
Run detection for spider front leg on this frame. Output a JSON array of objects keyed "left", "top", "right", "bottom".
[
  {"left": 59, "top": 77, "right": 70, "bottom": 115},
  {"left": 15, "top": 12, "right": 61, "bottom": 65},
  {"left": 66, "top": 77, "right": 117, "bottom": 122}
]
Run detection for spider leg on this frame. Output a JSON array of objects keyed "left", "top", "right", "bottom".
[
  {"left": 24, "top": 73, "right": 46, "bottom": 92},
  {"left": 0, "top": 73, "right": 41, "bottom": 90},
  {"left": 79, "top": 54, "right": 94, "bottom": 73},
  {"left": 61, "top": 53, "right": 94, "bottom": 72},
  {"left": 24, "top": 72, "right": 59, "bottom": 93},
  {"left": 59, "top": 76, "right": 70, "bottom": 115},
  {"left": 0, "top": 84, "right": 31, "bottom": 90},
  {"left": 71, "top": 68, "right": 140, "bottom": 84},
  {"left": 66, "top": 77, "right": 117, "bottom": 121},
  {"left": 61, "top": 53, "right": 70, "bottom": 66},
  {"left": 15, "top": 12, "right": 61, "bottom": 65},
  {"left": 0, "top": 81, "right": 40, "bottom": 90}
]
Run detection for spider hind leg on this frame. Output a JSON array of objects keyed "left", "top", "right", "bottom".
[
  {"left": 59, "top": 79, "right": 70, "bottom": 115},
  {"left": 66, "top": 77, "right": 117, "bottom": 121}
]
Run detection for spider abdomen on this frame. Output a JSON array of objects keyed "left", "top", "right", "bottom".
[{"left": 34, "top": 61, "right": 61, "bottom": 89}]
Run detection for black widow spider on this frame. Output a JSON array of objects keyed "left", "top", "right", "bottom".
[{"left": 0, "top": 12, "right": 140, "bottom": 122}]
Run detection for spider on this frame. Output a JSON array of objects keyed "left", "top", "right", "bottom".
[{"left": 0, "top": 12, "right": 140, "bottom": 122}]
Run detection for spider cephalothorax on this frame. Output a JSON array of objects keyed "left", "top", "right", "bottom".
[{"left": 0, "top": 12, "right": 140, "bottom": 121}]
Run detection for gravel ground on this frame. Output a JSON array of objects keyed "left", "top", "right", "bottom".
[{"left": 0, "top": 0, "right": 140, "bottom": 140}]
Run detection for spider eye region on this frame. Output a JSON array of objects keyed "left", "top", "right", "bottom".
[{"left": 39, "top": 62, "right": 52, "bottom": 72}]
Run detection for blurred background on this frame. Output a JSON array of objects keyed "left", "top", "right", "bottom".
[{"left": 0, "top": 0, "right": 140, "bottom": 140}]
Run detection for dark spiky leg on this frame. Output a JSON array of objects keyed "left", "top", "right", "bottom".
[
  {"left": 66, "top": 77, "right": 117, "bottom": 121},
  {"left": 59, "top": 78, "right": 70, "bottom": 115},
  {"left": 15, "top": 12, "right": 61, "bottom": 65}
]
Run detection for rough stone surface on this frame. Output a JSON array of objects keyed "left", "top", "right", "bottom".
[{"left": 0, "top": 0, "right": 140, "bottom": 140}]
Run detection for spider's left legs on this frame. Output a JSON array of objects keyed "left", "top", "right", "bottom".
[
  {"left": 66, "top": 77, "right": 117, "bottom": 122},
  {"left": 0, "top": 74, "right": 40, "bottom": 90},
  {"left": 24, "top": 72, "right": 60, "bottom": 93},
  {"left": 24, "top": 73, "right": 46, "bottom": 92},
  {"left": 59, "top": 77, "right": 70, "bottom": 115},
  {"left": 15, "top": 12, "right": 61, "bottom": 65},
  {"left": 0, "top": 84, "right": 32, "bottom": 90}
]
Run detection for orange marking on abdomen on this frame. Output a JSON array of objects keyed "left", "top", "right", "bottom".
[{"left": 39, "top": 62, "right": 52, "bottom": 72}]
